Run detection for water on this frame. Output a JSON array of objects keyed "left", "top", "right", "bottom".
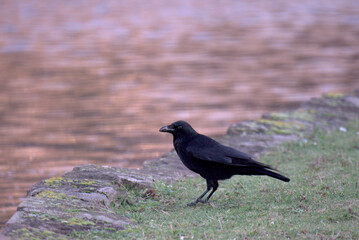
[{"left": 1, "top": 0, "right": 359, "bottom": 228}]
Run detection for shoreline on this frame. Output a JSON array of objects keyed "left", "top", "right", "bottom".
[{"left": 2, "top": 89, "right": 359, "bottom": 239}]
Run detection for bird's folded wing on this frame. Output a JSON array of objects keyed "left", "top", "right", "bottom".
[{"left": 186, "top": 143, "right": 258, "bottom": 167}]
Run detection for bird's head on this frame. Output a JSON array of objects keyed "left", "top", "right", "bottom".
[{"left": 159, "top": 120, "right": 197, "bottom": 137}]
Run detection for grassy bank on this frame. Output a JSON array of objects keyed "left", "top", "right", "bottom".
[{"left": 72, "top": 120, "right": 359, "bottom": 239}]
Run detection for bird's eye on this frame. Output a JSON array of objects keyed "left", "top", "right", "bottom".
[{"left": 178, "top": 125, "right": 183, "bottom": 129}]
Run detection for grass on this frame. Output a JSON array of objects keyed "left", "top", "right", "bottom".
[{"left": 72, "top": 120, "right": 359, "bottom": 239}]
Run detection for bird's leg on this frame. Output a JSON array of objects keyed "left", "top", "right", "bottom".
[
  {"left": 203, "top": 180, "right": 218, "bottom": 203},
  {"left": 187, "top": 188, "right": 211, "bottom": 206},
  {"left": 187, "top": 179, "right": 214, "bottom": 206}
]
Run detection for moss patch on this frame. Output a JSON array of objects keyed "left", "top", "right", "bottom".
[
  {"left": 79, "top": 179, "right": 98, "bottom": 185},
  {"left": 35, "top": 190, "right": 76, "bottom": 200},
  {"left": 324, "top": 92, "right": 344, "bottom": 99},
  {"left": 8, "top": 227, "right": 68, "bottom": 240},
  {"left": 44, "top": 176, "right": 102, "bottom": 191},
  {"left": 62, "top": 217, "right": 95, "bottom": 226},
  {"left": 230, "top": 116, "right": 309, "bottom": 136},
  {"left": 45, "top": 177, "right": 73, "bottom": 187},
  {"left": 258, "top": 119, "right": 305, "bottom": 135},
  {"left": 267, "top": 109, "right": 314, "bottom": 122}
]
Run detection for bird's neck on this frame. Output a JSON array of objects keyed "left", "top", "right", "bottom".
[
  {"left": 173, "top": 131, "right": 197, "bottom": 147},
  {"left": 174, "top": 130, "right": 197, "bottom": 140}
]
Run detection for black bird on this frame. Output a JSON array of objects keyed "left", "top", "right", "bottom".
[{"left": 159, "top": 120, "right": 290, "bottom": 206}]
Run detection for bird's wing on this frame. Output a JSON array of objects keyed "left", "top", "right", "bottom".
[
  {"left": 187, "top": 145, "right": 232, "bottom": 164},
  {"left": 186, "top": 135, "right": 269, "bottom": 168}
]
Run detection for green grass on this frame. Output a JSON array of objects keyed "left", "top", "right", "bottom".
[{"left": 72, "top": 120, "right": 359, "bottom": 239}]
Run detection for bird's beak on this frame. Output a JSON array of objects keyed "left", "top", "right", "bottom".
[{"left": 159, "top": 125, "right": 174, "bottom": 133}]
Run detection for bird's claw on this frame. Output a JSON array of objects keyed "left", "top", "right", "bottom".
[
  {"left": 187, "top": 199, "right": 210, "bottom": 206},
  {"left": 187, "top": 201, "right": 198, "bottom": 207}
]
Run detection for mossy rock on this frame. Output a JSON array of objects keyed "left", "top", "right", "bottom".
[
  {"left": 7, "top": 226, "right": 70, "bottom": 240},
  {"left": 257, "top": 119, "right": 305, "bottom": 135},
  {"left": 44, "top": 177, "right": 73, "bottom": 187},
  {"left": 228, "top": 118, "right": 306, "bottom": 136},
  {"left": 264, "top": 109, "right": 315, "bottom": 122},
  {"left": 35, "top": 190, "right": 77, "bottom": 200},
  {"left": 323, "top": 92, "right": 344, "bottom": 99}
]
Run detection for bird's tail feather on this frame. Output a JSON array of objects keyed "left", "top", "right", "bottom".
[{"left": 256, "top": 168, "right": 290, "bottom": 182}]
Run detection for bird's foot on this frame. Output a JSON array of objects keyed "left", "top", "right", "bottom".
[
  {"left": 186, "top": 201, "right": 198, "bottom": 207},
  {"left": 187, "top": 199, "right": 210, "bottom": 206}
]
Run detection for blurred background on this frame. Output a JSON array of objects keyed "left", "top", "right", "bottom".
[{"left": 1, "top": 0, "right": 359, "bottom": 228}]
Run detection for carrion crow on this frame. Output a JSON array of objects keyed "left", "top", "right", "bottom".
[{"left": 159, "top": 120, "right": 290, "bottom": 206}]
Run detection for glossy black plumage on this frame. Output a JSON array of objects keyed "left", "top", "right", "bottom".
[{"left": 159, "top": 120, "right": 290, "bottom": 205}]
